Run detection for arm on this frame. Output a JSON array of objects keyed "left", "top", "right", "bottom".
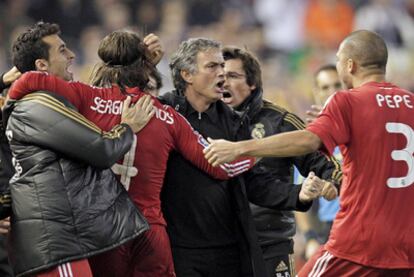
[
  {"left": 172, "top": 109, "right": 255, "bottom": 180},
  {"left": 244, "top": 166, "right": 311, "bottom": 211},
  {"left": 204, "top": 92, "right": 351, "bottom": 166},
  {"left": 0, "top": 67, "right": 21, "bottom": 91},
  {"left": 280, "top": 112, "right": 342, "bottom": 196},
  {"left": 205, "top": 130, "right": 322, "bottom": 166},
  {"left": 6, "top": 92, "right": 133, "bottom": 169},
  {"left": 246, "top": 167, "right": 325, "bottom": 210},
  {"left": 8, "top": 71, "right": 90, "bottom": 109}
]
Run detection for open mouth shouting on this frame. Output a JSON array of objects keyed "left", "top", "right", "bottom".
[
  {"left": 66, "top": 62, "right": 74, "bottom": 81},
  {"left": 215, "top": 80, "right": 225, "bottom": 94},
  {"left": 221, "top": 90, "right": 233, "bottom": 105}
]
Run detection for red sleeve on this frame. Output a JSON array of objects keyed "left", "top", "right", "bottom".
[
  {"left": 307, "top": 91, "right": 351, "bottom": 155},
  {"left": 170, "top": 108, "right": 255, "bottom": 180},
  {"left": 8, "top": 71, "right": 92, "bottom": 109}
]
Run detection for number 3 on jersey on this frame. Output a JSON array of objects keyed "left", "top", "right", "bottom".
[{"left": 386, "top": 122, "right": 414, "bottom": 188}]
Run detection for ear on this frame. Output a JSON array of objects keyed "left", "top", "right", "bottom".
[
  {"left": 249, "top": 84, "right": 256, "bottom": 92},
  {"left": 35, "top": 58, "right": 49, "bottom": 72},
  {"left": 347, "top": 59, "right": 356, "bottom": 74},
  {"left": 180, "top": 70, "right": 193, "bottom": 85}
]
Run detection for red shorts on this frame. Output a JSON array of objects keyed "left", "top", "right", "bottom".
[
  {"left": 89, "top": 224, "right": 175, "bottom": 277},
  {"left": 299, "top": 247, "right": 414, "bottom": 277},
  {"left": 35, "top": 259, "right": 92, "bottom": 277}
]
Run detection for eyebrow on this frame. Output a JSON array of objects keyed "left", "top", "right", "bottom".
[{"left": 226, "top": 70, "right": 244, "bottom": 75}]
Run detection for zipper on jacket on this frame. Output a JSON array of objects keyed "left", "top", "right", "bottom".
[{"left": 198, "top": 112, "right": 202, "bottom": 120}]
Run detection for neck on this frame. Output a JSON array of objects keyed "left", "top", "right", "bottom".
[
  {"left": 353, "top": 72, "right": 386, "bottom": 88},
  {"left": 185, "top": 88, "right": 214, "bottom": 113}
]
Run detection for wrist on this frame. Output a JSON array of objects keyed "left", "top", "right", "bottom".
[{"left": 239, "top": 140, "right": 251, "bottom": 157}]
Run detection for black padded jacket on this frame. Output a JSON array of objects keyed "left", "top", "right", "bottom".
[{"left": 3, "top": 91, "right": 149, "bottom": 276}]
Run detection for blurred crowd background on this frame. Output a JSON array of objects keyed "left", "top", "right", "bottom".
[{"left": 1, "top": 0, "right": 414, "bottom": 118}]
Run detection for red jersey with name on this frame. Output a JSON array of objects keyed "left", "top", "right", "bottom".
[
  {"left": 307, "top": 82, "right": 414, "bottom": 268},
  {"left": 9, "top": 72, "right": 254, "bottom": 226}
]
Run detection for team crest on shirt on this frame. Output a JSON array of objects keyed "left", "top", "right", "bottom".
[{"left": 251, "top": 123, "right": 265, "bottom": 139}]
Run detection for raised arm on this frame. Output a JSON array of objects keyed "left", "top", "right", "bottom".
[
  {"left": 5, "top": 91, "right": 133, "bottom": 169},
  {"left": 8, "top": 71, "right": 91, "bottom": 109},
  {"left": 171, "top": 109, "right": 255, "bottom": 180}
]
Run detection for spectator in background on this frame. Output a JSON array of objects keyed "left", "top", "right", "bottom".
[
  {"left": 305, "top": 0, "right": 354, "bottom": 49},
  {"left": 296, "top": 64, "right": 342, "bottom": 262},
  {"left": 305, "top": 64, "right": 342, "bottom": 121}
]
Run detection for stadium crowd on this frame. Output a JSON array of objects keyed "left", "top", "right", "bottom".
[{"left": 1, "top": 0, "right": 414, "bottom": 117}]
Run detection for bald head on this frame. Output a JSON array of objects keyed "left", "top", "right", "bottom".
[{"left": 341, "top": 30, "right": 388, "bottom": 73}]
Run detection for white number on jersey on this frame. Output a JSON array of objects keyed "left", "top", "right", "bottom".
[
  {"left": 111, "top": 135, "right": 138, "bottom": 190},
  {"left": 385, "top": 122, "right": 414, "bottom": 188}
]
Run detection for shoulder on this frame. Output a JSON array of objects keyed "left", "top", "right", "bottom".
[
  {"left": 260, "top": 100, "right": 305, "bottom": 129},
  {"left": 261, "top": 100, "right": 288, "bottom": 115},
  {"left": 323, "top": 90, "right": 350, "bottom": 109}
]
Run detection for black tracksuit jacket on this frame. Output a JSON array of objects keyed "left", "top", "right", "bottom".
[
  {"left": 236, "top": 90, "right": 342, "bottom": 257},
  {"left": 159, "top": 90, "right": 313, "bottom": 276}
]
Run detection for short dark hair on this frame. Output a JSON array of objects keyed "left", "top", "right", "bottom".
[
  {"left": 12, "top": 21, "right": 61, "bottom": 73},
  {"left": 314, "top": 64, "right": 337, "bottom": 78},
  {"left": 342, "top": 30, "right": 388, "bottom": 73},
  {"left": 90, "top": 30, "right": 162, "bottom": 92},
  {"left": 222, "top": 46, "right": 262, "bottom": 93}
]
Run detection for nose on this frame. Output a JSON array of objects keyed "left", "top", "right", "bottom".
[
  {"left": 67, "top": 48, "right": 76, "bottom": 60},
  {"left": 217, "top": 64, "right": 225, "bottom": 77},
  {"left": 223, "top": 74, "right": 230, "bottom": 88}
]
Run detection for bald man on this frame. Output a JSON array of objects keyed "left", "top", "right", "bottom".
[{"left": 205, "top": 30, "right": 414, "bottom": 276}]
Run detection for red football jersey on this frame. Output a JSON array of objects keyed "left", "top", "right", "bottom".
[
  {"left": 9, "top": 72, "right": 254, "bottom": 225},
  {"left": 307, "top": 82, "right": 414, "bottom": 268}
]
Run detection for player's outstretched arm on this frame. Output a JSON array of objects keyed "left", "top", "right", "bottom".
[
  {"left": 172, "top": 110, "right": 255, "bottom": 180},
  {"left": 204, "top": 130, "right": 322, "bottom": 166}
]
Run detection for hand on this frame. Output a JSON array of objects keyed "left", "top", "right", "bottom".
[
  {"left": 121, "top": 95, "right": 155, "bottom": 133},
  {"left": 204, "top": 138, "right": 241, "bottom": 166},
  {"left": 0, "top": 96, "right": 5, "bottom": 108},
  {"left": 0, "top": 217, "right": 10, "bottom": 234},
  {"left": 305, "top": 238, "right": 321, "bottom": 260},
  {"left": 143, "top": 33, "right": 164, "bottom": 65},
  {"left": 2, "top": 66, "right": 21, "bottom": 86},
  {"left": 305, "top": 105, "right": 322, "bottom": 124},
  {"left": 299, "top": 172, "right": 324, "bottom": 202},
  {"left": 321, "top": 181, "right": 338, "bottom": 201}
]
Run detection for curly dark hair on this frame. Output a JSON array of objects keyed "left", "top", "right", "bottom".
[
  {"left": 90, "top": 30, "right": 162, "bottom": 92},
  {"left": 12, "top": 21, "right": 61, "bottom": 73}
]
